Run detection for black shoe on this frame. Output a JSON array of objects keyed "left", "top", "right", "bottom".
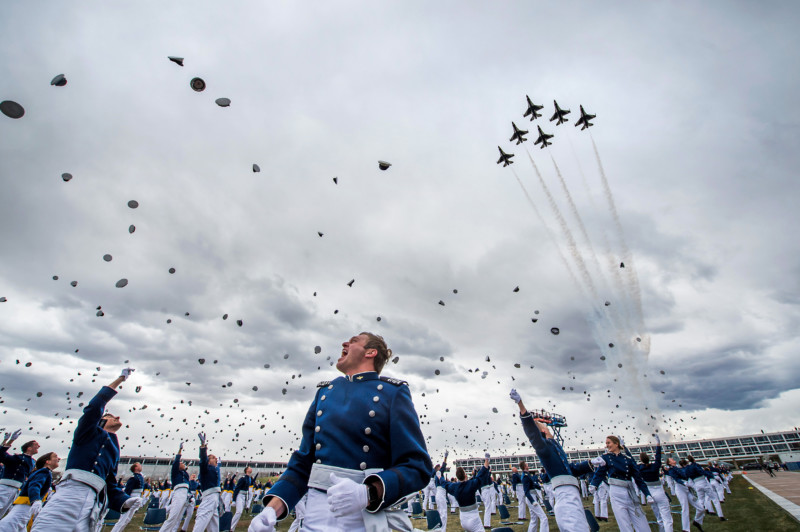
[
  {"left": 720, "top": 517, "right": 728, "bottom": 521},
  {"left": 692, "top": 521, "right": 705, "bottom": 531}
]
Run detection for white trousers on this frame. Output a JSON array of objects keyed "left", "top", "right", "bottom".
[
  {"left": 221, "top": 492, "right": 232, "bottom": 513},
  {"left": 191, "top": 492, "right": 219, "bottom": 532},
  {"left": 593, "top": 483, "right": 608, "bottom": 519},
  {"left": 180, "top": 500, "right": 195, "bottom": 531},
  {"left": 693, "top": 477, "right": 722, "bottom": 524},
  {"left": 552, "top": 485, "right": 590, "bottom": 532},
  {"left": 0, "top": 504, "right": 33, "bottom": 532},
  {"left": 544, "top": 484, "right": 555, "bottom": 508},
  {"left": 648, "top": 484, "right": 673, "bottom": 532},
  {"left": 299, "top": 489, "right": 365, "bottom": 532},
  {"left": 481, "top": 486, "right": 496, "bottom": 527},
  {"left": 674, "top": 483, "right": 702, "bottom": 531},
  {"left": 111, "top": 498, "right": 142, "bottom": 532},
  {"left": 711, "top": 479, "right": 725, "bottom": 502},
  {"left": 230, "top": 493, "right": 246, "bottom": 531},
  {"left": 159, "top": 487, "right": 189, "bottom": 532},
  {"left": 31, "top": 479, "right": 97, "bottom": 532},
  {"left": 0, "top": 486, "right": 19, "bottom": 519},
  {"left": 160, "top": 491, "right": 171, "bottom": 509},
  {"left": 458, "top": 507, "right": 483, "bottom": 532},
  {"left": 524, "top": 496, "right": 549, "bottom": 532},
  {"left": 608, "top": 484, "right": 649, "bottom": 532},
  {"left": 516, "top": 486, "right": 527, "bottom": 519},
  {"left": 435, "top": 487, "right": 448, "bottom": 530},
  {"left": 287, "top": 493, "right": 307, "bottom": 532},
  {"left": 448, "top": 493, "right": 457, "bottom": 512}
]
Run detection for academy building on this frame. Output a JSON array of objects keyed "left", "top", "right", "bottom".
[
  {"left": 117, "top": 456, "right": 287, "bottom": 481},
  {"left": 455, "top": 428, "right": 800, "bottom": 475}
]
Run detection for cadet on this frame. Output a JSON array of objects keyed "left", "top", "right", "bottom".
[
  {"left": 230, "top": 467, "right": 253, "bottom": 531},
  {"left": 433, "top": 452, "right": 450, "bottom": 530},
  {"left": 159, "top": 443, "right": 191, "bottom": 532},
  {"left": 589, "top": 436, "right": 650, "bottom": 532},
  {"left": 633, "top": 435, "right": 671, "bottom": 532},
  {"left": 0, "top": 431, "right": 37, "bottom": 519},
  {"left": 0, "top": 452, "right": 58, "bottom": 531},
  {"left": 440, "top": 455, "right": 491, "bottom": 532},
  {"left": 684, "top": 456, "right": 725, "bottom": 526},
  {"left": 521, "top": 464, "right": 549, "bottom": 532},
  {"left": 111, "top": 462, "right": 145, "bottom": 531},
  {"left": 192, "top": 433, "right": 221, "bottom": 532},
  {"left": 511, "top": 465, "right": 527, "bottom": 520},
  {"left": 249, "top": 332, "right": 432, "bottom": 532},
  {"left": 511, "top": 389, "right": 594, "bottom": 532},
  {"left": 32, "top": 369, "right": 142, "bottom": 531}
]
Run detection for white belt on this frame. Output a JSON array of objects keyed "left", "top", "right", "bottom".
[
  {"left": 645, "top": 481, "right": 661, "bottom": 487},
  {"left": 131, "top": 489, "right": 143, "bottom": 496},
  {"left": 551, "top": 475, "right": 580, "bottom": 489},
  {"left": 608, "top": 478, "right": 630, "bottom": 487},
  {"left": 62, "top": 469, "right": 106, "bottom": 493},
  {"left": 202, "top": 487, "right": 221, "bottom": 496},
  {"left": 0, "top": 479, "right": 22, "bottom": 489},
  {"left": 460, "top": 503, "right": 478, "bottom": 512},
  {"left": 173, "top": 484, "right": 189, "bottom": 491}
]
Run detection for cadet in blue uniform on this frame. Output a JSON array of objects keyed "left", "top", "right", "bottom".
[
  {"left": 511, "top": 389, "right": 593, "bottom": 532},
  {"left": 440, "top": 455, "right": 491, "bottom": 532},
  {"left": 521, "top": 464, "right": 549, "bottom": 532},
  {"left": 111, "top": 462, "right": 145, "bottom": 531},
  {"left": 0, "top": 452, "right": 59, "bottom": 531},
  {"left": 249, "top": 332, "right": 432, "bottom": 532},
  {"left": 192, "top": 434, "right": 221, "bottom": 532},
  {"left": 32, "top": 368, "right": 142, "bottom": 532},
  {"left": 0, "top": 431, "right": 38, "bottom": 518},
  {"left": 510, "top": 466, "right": 526, "bottom": 520},
  {"left": 179, "top": 473, "right": 201, "bottom": 532},
  {"left": 664, "top": 458, "right": 702, "bottom": 532},
  {"left": 230, "top": 467, "right": 253, "bottom": 531},
  {"left": 433, "top": 452, "right": 450, "bottom": 530},
  {"left": 633, "top": 435, "right": 672, "bottom": 531},
  {"left": 160, "top": 443, "right": 192, "bottom": 532},
  {"left": 683, "top": 456, "right": 724, "bottom": 527},
  {"left": 589, "top": 436, "right": 650, "bottom": 532}
]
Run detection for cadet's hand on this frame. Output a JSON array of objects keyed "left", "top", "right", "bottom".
[
  {"left": 485, "top": 452, "right": 491, "bottom": 459},
  {"left": 30, "top": 500, "right": 42, "bottom": 516},
  {"left": 9, "top": 429, "right": 22, "bottom": 442},
  {"left": 619, "top": 437, "right": 626, "bottom": 447},
  {"left": 654, "top": 433, "right": 661, "bottom": 445},
  {"left": 327, "top": 474, "right": 368, "bottom": 517},
  {"left": 444, "top": 450, "right": 449, "bottom": 459},
  {"left": 590, "top": 456, "right": 605, "bottom": 467},
  {"left": 646, "top": 495, "right": 654, "bottom": 504},
  {"left": 248, "top": 507, "right": 277, "bottom": 532},
  {"left": 179, "top": 442, "right": 184, "bottom": 453},
  {"left": 509, "top": 389, "right": 521, "bottom": 404},
  {"left": 119, "top": 368, "right": 135, "bottom": 381},
  {"left": 198, "top": 432, "right": 207, "bottom": 445},
  {"left": 589, "top": 485, "right": 596, "bottom": 495},
  {"left": 2, "top": 431, "right": 10, "bottom": 444}
]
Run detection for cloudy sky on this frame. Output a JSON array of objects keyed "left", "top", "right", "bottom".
[{"left": 2, "top": 1, "right": 800, "bottom": 464}]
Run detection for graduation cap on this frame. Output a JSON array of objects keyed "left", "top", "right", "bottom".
[
  {"left": 391, "top": 356, "right": 399, "bottom": 364},
  {"left": 608, "top": 343, "right": 614, "bottom": 348},
  {"left": 190, "top": 78, "right": 206, "bottom": 92},
  {"left": 103, "top": 254, "right": 112, "bottom": 262},
  {"left": 96, "top": 310, "right": 104, "bottom": 317},
  {"left": 50, "top": 74, "right": 67, "bottom": 86},
  {"left": 70, "top": 281, "right": 78, "bottom": 287},
  {"left": 36, "top": 392, "right": 42, "bottom": 397},
  {"left": 378, "top": 161, "right": 391, "bottom": 170},
  {"left": 128, "top": 225, "right": 135, "bottom": 234},
  {"left": 314, "top": 346, "right": 321, "bottom": 354},
  {"left": 62, "top": 173, "right": 73, "bottom": 182},
  {"left": 376, "top": 316, "right": 381, "bottom": 321},
  {"left": 438, "top": 300, "right": 445, "bottom": 306},
  {"left": 215, "top": 98, "right": 231, "bottom": 107},
  {"left": 252, "top": 386, "right": 258, "bottom": 391},
  {"left": 0, "top": 100, "right": 25, "bottom": 119},
  {"left": 128, "top": 200, "right": 139, "bottom": 209},
  {"left": 168, "top": 56, "right": 184, "bottom": 66},
  {"left": 550, "top": 327, "right": 560, "bottom": 335},
  {"left": 253, "top": 164, "right": 260, "bottom": 173},
  {"left": 0, "top": 297, "right": 6, "bottom": 303},
  {"left": 333, "top": 177, "right": 338, "bottom": 184},
  {"left": 600, "top": 356, "right": 606, "bottom": 361},
  {"left": 620, "top": 262, "right": 625, "bottom": 268},
  {"left": 236, "top": 319, "right": 243, "bottom": 326},
  {"left": 169, "top": 268, "right": 176, "bottom": 274},
  {"left": 198, "top": 358, "right": 206, "bottom": 364},
  {"left": 434, "top": 369, "right": 440, "bottom": 375},
  {"left": 115, "top": 279, "right": 128, "bottom": 288},
  {"left": 52, "top": 276, "right": 58, "bottom": 280},
  {"left": 222, "top": 314, "right": 228, "bottom": 320},
  {"left": 513, "top": 286, "right": 520, "bottom": 292}
]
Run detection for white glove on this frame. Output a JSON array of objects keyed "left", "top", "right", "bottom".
[
  {"left": 9, "top": 429, "right": 22, "bottom": 442},
  {"left": 646, "top": 495, "right": 654, "bottom": 504},
  {"left": 123, "top": 496, "right": 143, "bottom": 511},
  {"left": 179, "top": 442, "right": 184, "bottom": 453},
  {"left": 198, "top": 432, "right": 207, "bottom": 445},
  {"left": 509, "top": 389, "right": 521, "bottom": 403},
  {"left": 589, "top": 485, "right": 596, "bottom": 495},
  {"left": 120, "top": 368, "right": 135, "bottom": 380},
  {"left": 2, "top": 432, "right": 10, "bottom": 444},
  {"left": 484, "top": 452, "right": 491, "bottom": 459},
  {"left": 327, "top": 474, "right": 368, "bottom": 518},
  {"left": 619, "top": 437, "right": 626, "bottom": 447},
  {"left": 30, "top": 500, "right": 42, "bottom": 516},
  {"left": 248, "top": 507, "right": 277, "bottom": 532},
  {"left": 444, "top": 450, "right": 449, "bottom": 459},
  {"left": 590, "top": 456, "right": 605, "bottom": 467}
]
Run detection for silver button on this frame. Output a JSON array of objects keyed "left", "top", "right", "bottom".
[
  {"left": 316, "top": 459, "right": 321, "bottom": 464},
  {"left": 321, "top": 395, "right": 326, "bottom": 401},
  {"left": 369, "top": 410, "right": 376, "bottom": 417},
  {"left": 364, "top": 427, "right": 372, "bottom": 435},
  {"left": 373, "top": 396, "right": 379, "bottom": 403},
  {"left": 360, "top": 462, "right": 367, "bottom": 470},
  {"left": 315, "top": 426, "right": 320, "bottom": 433},
  {"left": 316, "top": 443, "right": 321, "bottom": 450},
  {"left": 363, "top": 445, "right": 370, "bottom": 453},
  {"left": 328, "top": 385, "right": 333, "bottom": 390},
  {"left": 317, "top": 410, "right": 323, "bottom": 416},
  {"left": 377, "top": 384, "right": 383, "bottom": 390}
]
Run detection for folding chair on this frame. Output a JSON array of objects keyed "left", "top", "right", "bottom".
[
  {"left": 140, "top": 508, "right": 166, "bottom": 531},
  {"left": 411, "top": 501, "right": 424, "bottom": 517},
  {"left": 251, "top": 503, "right": 263, "bottom": 515},
  {"left": 584, "top": 508, "right": 600, "bottom": 532},
  {"left": 425, "top": 509, "right": 443, "bottom": 530},
  {"left": 497, "top": 504, "right": 513, "bottom": 525},
  {"left": 219, "top": 510, "right": 233, "bottom": 531}
]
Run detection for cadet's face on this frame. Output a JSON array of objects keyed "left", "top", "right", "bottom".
[
  {"left": 179, "top": 462, "right": 187, "bottom": 471},
  {"left": 103, "top": 414, "right": 122, "bottom": 432},
  {"left": 30, "top": 441, "right": 40, "bottom": 454},
  {"left": 47, "top": 454, "right": 60, "bottom": 469},
  {"left": 133, "top": 463, "right": 142, "bottom": 473},
  {"left": 337, "top": 334, "right": 369, "bottom": 373},
  {"left": 605, "top": 438, "right": 619, "bottom": 453},
  {"left": 208, "top": 455, "right": 218, "bottom": 466}
]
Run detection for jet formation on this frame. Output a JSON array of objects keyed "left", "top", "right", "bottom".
[{"left": 495, "top": 97, "right": 595, "bottom": 165}]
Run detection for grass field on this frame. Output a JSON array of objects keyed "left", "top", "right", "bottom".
[{"left": 116, "top": 474, "right": 799, "bottom": 531}]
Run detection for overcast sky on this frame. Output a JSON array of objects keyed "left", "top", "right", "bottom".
[{"left": 2, "top": 1, "right": 800, "bottom": 465}]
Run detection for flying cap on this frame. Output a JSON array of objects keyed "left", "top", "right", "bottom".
[
  {"left": 0, "top": 101, "right": 25, "bottom": 119},
  {"left": 50, "top": 74, "right": 67, "bottom": 86}
]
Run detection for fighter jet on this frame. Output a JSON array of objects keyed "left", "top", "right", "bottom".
[
  {"left": 523, "top": 95, "right": 543, "bottom": 121},
  {"left": 496, "top": 146, "right": 514, "bottom": 166},
  {"left": 533, "top": 126, "right": 553, "bottom": 149},
  {"left": 509, "top": 122, "right": 528, "bottom": 145},
  {"left": 549, "top": 100, "right": 571, "bottom": 125},
  {"left": 574, "top": 105, "right": 596, "bottom": 130}
]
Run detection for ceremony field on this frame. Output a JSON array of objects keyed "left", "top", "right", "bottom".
[{"left": 118, "top": 473, "right": 800, "bottom": 531}]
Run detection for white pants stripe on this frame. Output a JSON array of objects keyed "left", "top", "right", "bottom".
[
  {"left": 593, "top": 483, "right": 608, "bottom": 519},
  {"left": 111, "top": 498, "right": 142, "bottom": 532},
  {"left": 693, "top": 477, "right": 722, "bottom": 525},
  {"left": 515, "top": 486, "right": 527, "bottom": 519}
]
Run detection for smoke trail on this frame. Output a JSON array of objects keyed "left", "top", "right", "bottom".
[
  {"left": 524, "top": 147, "right": 598, "bottom": 303},
  {"left": 509, "top": 166, "right": 586, "bottom": 298}
]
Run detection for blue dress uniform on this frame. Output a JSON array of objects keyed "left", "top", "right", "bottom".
[
  {"left": 0, "top": 446, "right": 35, "bottom": 517},
  {"left": 191, "top": 445, "right": 222, "bottom": 532},
  {"left": 591, "top": 453, "right": 650, "bottom": 531},
  {"left": 230, "top": 474, "right": 254, "bottom": 530},
  {"left": 266, "top": 371, "right": 432, "bottom": 526},
  {"left": 633, "top": 446, "right": 672, "bottom": 531},
  {"left": 0, "top": 467, "right": 53, "bottom": 530},
  {"left": 440, "top": 466, "right": 490, "bottom": 532},
  {"left": 124, "top": 473, "right": 145, "bottom": 496},
  {"left": 31, "top": 386, "right": 130, "bottom": 532},
  {"left": 159, "top": 454, "right": 192, "bottom": 532}
]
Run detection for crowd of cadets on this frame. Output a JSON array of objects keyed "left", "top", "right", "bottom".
[{"left": 0, "top": 339, "right": 774, "bottom": 532}]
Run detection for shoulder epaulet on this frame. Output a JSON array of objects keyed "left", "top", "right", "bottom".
[
  {"left": 317, "top": 381, "right": 331, "bottom": 388},
  {"left": 379, "top": 375, "right": 408, "bottom": 386}
]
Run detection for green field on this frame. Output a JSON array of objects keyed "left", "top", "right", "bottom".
[{"left": 115, "top": 475, "right": 799, "bottom": 531}]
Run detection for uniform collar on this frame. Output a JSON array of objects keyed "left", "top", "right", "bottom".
[{"left": 345, "top": 371, "right": 378, "bottom": 382}]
